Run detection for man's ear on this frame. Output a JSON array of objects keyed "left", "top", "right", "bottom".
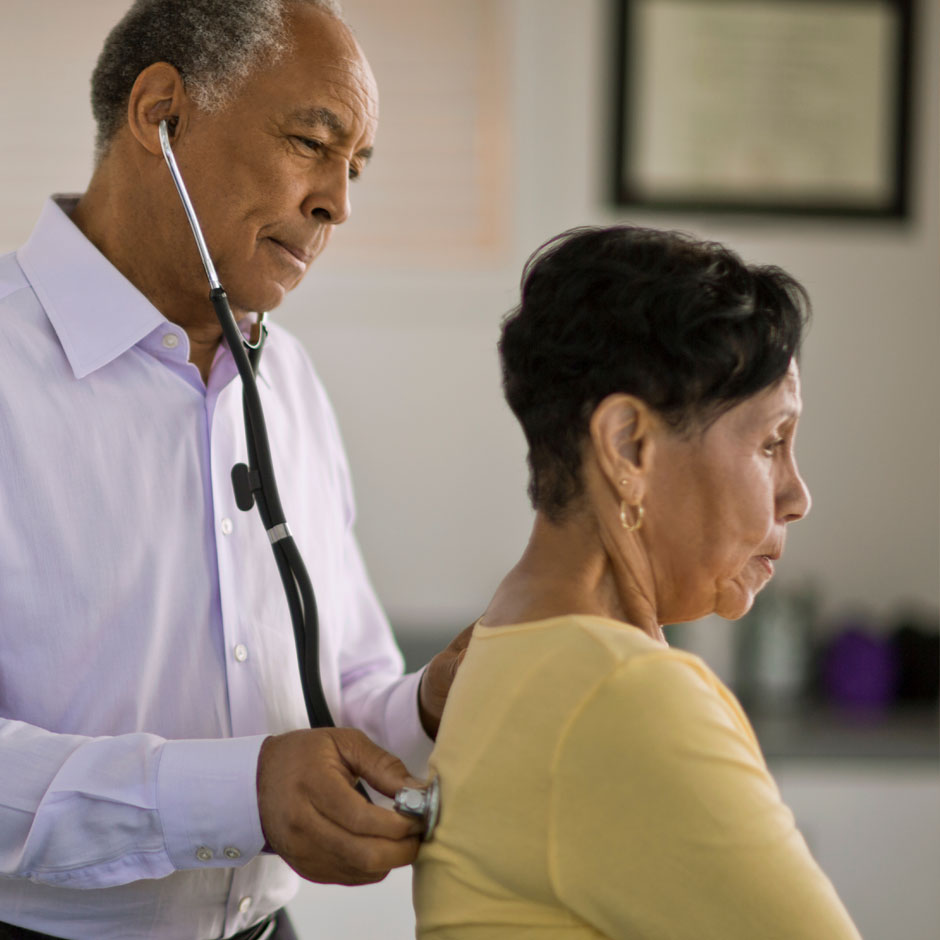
[
  {"left": 588, "top": 393, "right": 656, "bottom": 501},
  {"left": 126, "top": 62, "right": 190, "bottom": 156}
]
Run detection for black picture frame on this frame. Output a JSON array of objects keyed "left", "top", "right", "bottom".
[{"left": 611, "top": 0, "right": 914, "bottom": 217}]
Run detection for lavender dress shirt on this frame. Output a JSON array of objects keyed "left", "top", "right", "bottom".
[{"left": 0, "top": 197, "right": 431, "bottom": 938}]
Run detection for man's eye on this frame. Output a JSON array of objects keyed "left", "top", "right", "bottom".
[
  {"left": 293, "top": 136, "right": 323, "bottom": 152},
  {"left": 348, "top": 165, "right": 361, "bottom": 181}
]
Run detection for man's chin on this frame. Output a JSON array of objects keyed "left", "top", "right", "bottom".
[{"left": 225, "top": 281, "right": 291, "bottom": 317}]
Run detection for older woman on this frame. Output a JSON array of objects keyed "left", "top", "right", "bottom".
[{"left": 413, "top": 226, "right": 860, "bottom": 938}]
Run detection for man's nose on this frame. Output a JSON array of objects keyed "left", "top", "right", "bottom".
[{"left": 303, "top": 161, "right": 351, "bottom": 226}]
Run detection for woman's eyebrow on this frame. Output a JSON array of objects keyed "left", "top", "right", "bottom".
[{"left": 766, "top": 407, "right": 801, "bottom": 428}]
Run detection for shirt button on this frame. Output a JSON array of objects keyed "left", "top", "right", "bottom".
[
  {"left": 234, "top": 644, "right": 248, "bottom": 663},
  {"left": 162, "top": 332, "right": 180, "bottom": 349},
  {"left": 195, "top": 846, "right": 213, "bottom": 862},
  {"left": 238, "top": 896, "right": 253, "bottom": 914},
  {"left": 224, "top": 846, "right": 242, "bottom": 860},
  {"left": 220, "top": 517, "right": 234, "bottom": 536}
]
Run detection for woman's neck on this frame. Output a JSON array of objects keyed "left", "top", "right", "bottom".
[{"left": 481, "top": 512, "right": 665, "bottom": 644}]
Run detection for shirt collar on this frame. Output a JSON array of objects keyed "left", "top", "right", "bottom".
[{"left": 17, "top": 195, "right": 167, "bottom": 379}]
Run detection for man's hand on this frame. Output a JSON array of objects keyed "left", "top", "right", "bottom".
[
  {"left": 257, "top": 728, "right": 424, "bottom": 885},
  {"left": 418, "top": 623, "right": 475, "bottom": 739}
]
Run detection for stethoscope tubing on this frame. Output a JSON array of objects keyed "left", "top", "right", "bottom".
[
  {"left": 211, "top": 285, "right": 336, "bottom": 732},
  {"left": 158, "top": 120, "right": 335, "bottom": 732}
]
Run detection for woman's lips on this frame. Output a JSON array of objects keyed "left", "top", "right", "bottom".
[{"left": 756, "top": 555, "right": 775, "bottom": 577}]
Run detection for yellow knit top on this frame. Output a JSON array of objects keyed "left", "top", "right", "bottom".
[{"left": 413, "top": 615, "right": 860, "bottom": 939}]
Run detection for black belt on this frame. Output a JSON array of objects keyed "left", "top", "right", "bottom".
[
  {"left": 0, "top": 913, "right": 277, "bottom": 940},
  {"left": 229, "top": 913, "right": 277, "bottom": 940}
]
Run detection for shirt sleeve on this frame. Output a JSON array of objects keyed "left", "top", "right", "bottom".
[
  {"left": 334, "top": 522, "right": 433, "bottom": 779},
  {"left": 0, "top": 719, "right": 267, "bottom": 889},
  {"left": 548, "top": 653, "right": 862, "bottom": 940}
]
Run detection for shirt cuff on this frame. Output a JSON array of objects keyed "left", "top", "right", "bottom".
[{"left": 156, "top": 735, "right": 268, "bottom": 871}]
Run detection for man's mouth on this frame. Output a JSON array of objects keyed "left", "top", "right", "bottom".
[{"left": 268, "top": 237, "right": 314, "bottom": 268}]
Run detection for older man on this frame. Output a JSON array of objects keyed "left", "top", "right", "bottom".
[{"left": 0, "top": 1, "right": 467, "bottom": 937}]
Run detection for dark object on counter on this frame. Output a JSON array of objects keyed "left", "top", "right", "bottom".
[
  {"left": 820, "top": 627, "right": 899, "bottom": 710},
  {"left": 734, "top": 585, "right": 816, "bottom": 708},
  {"left": 891, "top": 621, "right": 940, "bottom": 703}
]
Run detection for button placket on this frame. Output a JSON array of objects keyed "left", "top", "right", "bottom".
[{"left": 210, "top": 381, "right": 269, "bottom": 737}]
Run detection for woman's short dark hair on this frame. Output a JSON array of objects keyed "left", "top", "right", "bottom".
[
  {"left": 89, "top": 0, "right": 343, "bottom": 161},
  {"left": 499, "top": 225, "right": 810, "bottom": 521}
]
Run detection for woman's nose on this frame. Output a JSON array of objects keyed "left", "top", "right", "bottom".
[{"left": 780, "top": 458, "right": 811, "bottom": 523}]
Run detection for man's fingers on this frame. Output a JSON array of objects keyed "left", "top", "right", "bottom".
[
  {"left": 259, "top": 727, "right": 424, "bottom": 838},
  {"left": 314, "top": 763, "right": 422, "bottom": 840},
  {"left": 318, "top": 728, "right": 426, "bottom": 837},
  {"left": 278, "top": 794, "right": 420, "bottom": 884},
  {"left": 454, "top": 622, "right": 475, "bottom": 649},
  {"left": 257, "top": 728, "right": 424, "bottom": 885},
  {"left": 268, "top": 798, "right": 421, "bottom": 886},
  {"left": 417, "top": 620, "right": 477, "bottom": 737},
  {"left": 333, "top": 727, "right": 423, "bottom": 799},
  {"left": 287, "top": 805, "right": 420, "bottom": 884},
  {"left": 445, "top": 623, "right": 474, "bottom": 661},
  {"left": 451, "top": 646, "right": 467, "bottom": 678}
]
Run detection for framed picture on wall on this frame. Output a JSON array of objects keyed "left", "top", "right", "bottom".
[{"left": 611, "top": 0, "right": 914, "bottom": 217}]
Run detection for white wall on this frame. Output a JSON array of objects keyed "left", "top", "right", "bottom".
[{"left": 2, "top": 0, "right": 937, "bottom": 638}]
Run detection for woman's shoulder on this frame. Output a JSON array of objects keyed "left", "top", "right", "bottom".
[
  {"left": 471, "top": 613, "right": 740, "bottom": 726},
  {"left": 474, "top": 613, "right": 705, "bottom": 672},
  {"left": 553, "top": 627, "right": 759, "bottom": 766}
]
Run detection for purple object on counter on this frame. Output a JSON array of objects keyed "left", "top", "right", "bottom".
[{"left": 821, "top": 628, "right": 899, "bottom": 709}]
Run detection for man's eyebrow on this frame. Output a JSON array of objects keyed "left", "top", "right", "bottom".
[
  {"left": 289, "top": 107, "right": 374, "bottom": 161},
  {"left": 292, "top": 106, "right": 345, "bottom": 134}
]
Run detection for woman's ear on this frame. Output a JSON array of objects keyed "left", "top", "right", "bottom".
[
  {"left": 126, "top": 62, "right": 190, "bottom": 156},
  {"left": 588, "top": 394, "right": 656, "bottom": 500}
]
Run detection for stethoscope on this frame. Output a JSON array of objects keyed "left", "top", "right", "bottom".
[{"left": 158, "top": 119, "right": 439, "bottom": 841}]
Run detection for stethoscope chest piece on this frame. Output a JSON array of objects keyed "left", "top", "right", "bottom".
[{"left": 394, "top": 775, "right": 441, "bottom": 842}]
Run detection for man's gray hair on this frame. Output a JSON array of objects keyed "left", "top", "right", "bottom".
[{"left": 90, "top": 0, "right": 344, "bottom": 160}]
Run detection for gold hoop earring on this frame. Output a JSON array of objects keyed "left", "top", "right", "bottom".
[{"left": 620, "top": 500, "right": 644, "bottom": 533}]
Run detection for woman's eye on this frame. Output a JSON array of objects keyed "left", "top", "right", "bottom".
[{"left": 762, "top": 438, "right": 784, "bottom": 456}]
